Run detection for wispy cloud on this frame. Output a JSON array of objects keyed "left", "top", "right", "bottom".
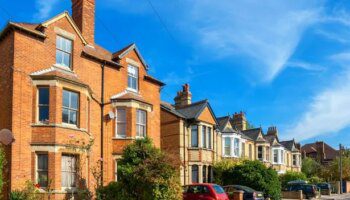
[
  {"left": 315, "top": 29, "right": 350, "bottom": 43},
  {"left": 286, "top": 61, "right": 326, "bottom": 72},
  {"left": 162, "top": 67, "right": 210, "bottom": 86},
  {"left": 284, "top": 52, "right": 350, "bottom": 141},
  {"left": 182, "top": 0, "right": 323, "bottom": 82},
  {"left": 33, "top": 0, "right": 59, "bottom": 21}
]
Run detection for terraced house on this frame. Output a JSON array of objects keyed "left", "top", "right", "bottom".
[
  {"left": 216, "top": 113, "right": 302, "bottom": 174},
  {"left": 160, "top": 84, "right": 221, "bottom": 185},
  {"left": 0, "top": 0, "right": 164, "bottom": 198}
]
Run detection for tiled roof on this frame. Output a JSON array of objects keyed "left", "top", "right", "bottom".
[
  {"left": 160, "top": 101, "right": 185, "bottom": 118},
  {"left": 176, "top": 100, "right": 208, "bottom": 119},
  {"left": 82, "top": 45, "right": 121, "bottom": 67},
  {"left": 216, "top": 116, "right": 236, "bottom": 133},
  {"left": 111, "top": 90, "right": 151, "bottom": 105},
  {"left": 0, "top": 22, "right": 46, "bottom": 40},
  {"left": 30, "top": 66, "right": 87, "bottom": 86},
  {"left": 280, "top": 140, "right": 299, "bottom": 152},
  {"left": 112, "top": 43, "right": 149, "bottom": 70},
  {"left": 301, "top": 142, "right": 338, "bottom": 160},
  {"left": 144, "top": 75, "right": 165, "bottom": 86},
  {"left": 242, "top": 128, "right": 266, "bottom": 142}
]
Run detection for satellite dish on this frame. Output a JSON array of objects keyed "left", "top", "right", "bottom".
[
  {"left": 0, "top": 129, "right": 14, "bottom": 145},
  {"left": 108, "top": 111, "right": 115, "bottom": 119}
]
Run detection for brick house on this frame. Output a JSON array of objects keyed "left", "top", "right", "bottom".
[
  {"left": 0, "top": 0, "right": 164, "bottom": 198},
  {"left": 160, "top": 84, "right": 221, "bottom": 185},
  {"left": 301, "top": 141, "right": 338, "bottom": 165}
]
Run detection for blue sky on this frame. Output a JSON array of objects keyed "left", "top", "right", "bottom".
[{"left": 1, "top": 0, "right": 350, "bottom": 148}]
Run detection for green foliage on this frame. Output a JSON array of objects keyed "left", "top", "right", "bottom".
[
  {"left": 246, "top": 121, "right": 255, "bottom": 129},
  {"left": 302, "top": 157, "right": 322, "bottom": 178},
  {"left": 220, "top": 160, "right": 281, "bottom": 200},
  {"left": 308, "top": 176, "right": 323, "bottom": 184},
  {"left": 325, "top": 156, "right": 350, "bottom": 181},
  {"left": 9, "top": 181, "right": 42, "bottom": 200},
  {"left": 279, "top": 171, "right": 307, "bottom": 188},
  {"left": 0, "top": 145, "right": 5, "bottom": 198},
  {"left": 98, "top": 138, "right": 182, "bottom": 200},
  {"left": 213, "top": 159, "right": 243, "bottom": 185}
]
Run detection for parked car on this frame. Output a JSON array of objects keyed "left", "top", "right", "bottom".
[
  {"left": 223, "top": 185, "right": 264, "bottom": 200},
  {"left": 183, "top": 183, "right": 229, "bottom": 200},
  {"left": 316, "top": 183, "right": 332, "bottom": 190},
  {"left": 286, "top": 183, "right": 318, "bottom": 199}
]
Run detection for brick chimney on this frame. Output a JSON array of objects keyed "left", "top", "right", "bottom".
[
  {"left": 316, "top": 141, "right": 325, "bottom": 162},
  {"left": 267, "top": 126, "right": 278, "bottom": 137},
  {"left": 72, "top": 0, "right": 95, "bottom": 44},
  {"left": 232, "top": 111, "right": 247, "bottom": 131},
  {"left": 174, "top": 84, "right": 192, "bottom": 107}
]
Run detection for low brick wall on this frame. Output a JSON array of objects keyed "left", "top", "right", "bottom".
[
  {"left": 281, "top": 190, "right": 303, "bottom": 199},
  {"left": 320, "top": 189, "right": 332, "bottom": 195}
]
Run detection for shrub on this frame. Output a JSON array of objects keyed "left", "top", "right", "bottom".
[
  {"left": 213, "top": 159, "right": 242, "bottom": 185},
  {"left": 102, "top": 138, "right": 182, "bottom": 200},
  {"left": 222, "top": 160, "right": 281, "bottom": 200},
  {"left": 302, "top": 157, "right": 322, "bottom": 178},
  {"left": 9, "top": 190, "right": 26, "bottom": 200},
  {"left": 279, "top": 171, "right": 307, "bottom": 188},
  {"left": 308, "top": 176, "right": 323, "bottom": 184},
  {"left": 9, "top": 181, "right": 42, "bottom": 200}
]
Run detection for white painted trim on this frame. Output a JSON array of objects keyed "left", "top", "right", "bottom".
[{"left": 126, "top": 58, "right": 141, "bottom": 67}]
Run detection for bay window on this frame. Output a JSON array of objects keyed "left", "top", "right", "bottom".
[
  {"left": 116, "top": 108, "right": 126, "bottom": 138},
  {"left": 202, "top": 126, "right": 207, "bottom": 148},
  {"left": 36, "top": 154, "right": 48, "bottom": 187},
  {"left": 191, "top": 125, "right": 198, "bottom": 147},
  {"left": 38, "top": 87, "right": 49, "bottom": 123},
  {"left": 224, "top": 137, "right": 231, "bottom": 156},
  {"left": 61, "top": 155, "right": 77, "bottom": 188},
  {"left": 191, "top": 165, "right": 199, "bottom": 183},
  {"left": 136, "top": 109, "right": 147, "bottom": 137},
  {"left": 258, "top": 146, "right": 263, "bottom": 161},
  {"left": 234, "top": 138, "right": 240, "bottom": 157},
  {"left": 62, "top": 90, "right": 79, "bottom": 125},
  {"left": 208, "top": 127, "right": 212, "bottom": 149}
]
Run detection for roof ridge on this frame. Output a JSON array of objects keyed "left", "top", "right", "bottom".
[{"left": 177, "top": 99, "right": 208, "bottom": 109}]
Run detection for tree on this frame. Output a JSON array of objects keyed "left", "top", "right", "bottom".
[
  {"left": 325, "top": 156, "right": 350, "bottom": 181},
  {"left": 99, "top": 138, "right": 182, "bottom": 200},
  {"left": 222, "top": 160, "right": 281, "bottom": 200},
  {"left": 301, "top": 157, "right": 322, "bottom": 178},
  {"left": 279, "top": 171, "right": 307, "bottom": 188}
]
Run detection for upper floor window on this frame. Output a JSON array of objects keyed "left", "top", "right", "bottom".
[
  {"left": 202, "top": 126, "right": 207, "bottom": 148},
  {"left": 36, "top": 153, "right": 48, "bottom": 187},
  {"left": 116, "top": 108, "right": 126, "bottom": 138},
  {"left": 38, "top": 87, "right": 49, "bottom": 123},
  {"left": 62, "top": 90, "right": 79, "bottom": 125},
  {"left": 56, "top": 36, "right": 72, "bottom": 68},
  {"left": 136, "top": 109, "right": 146, "bottom": 137},
  {"left": 208, "top": 127, "right": 212, "bottom": 149},
  {"left": 234, "top": 138, "right": 240, "bottom": 157},
  {"left": 191, "top": 125, "right": 198, "bottom": 147},
  {"left": 127, "top": 65, "right": 138, "bottom": 92},
  {"left": 224, "top": 137, "right": 231, "bottom": 156}
]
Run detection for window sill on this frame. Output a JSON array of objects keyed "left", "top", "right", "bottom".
[
  {"left": 32, "top": 123, "right": 88, "bottom": 133},
  {"left": 53, "top": 64, "right": 73, "bottom": 72},
  {"left": 126, "top": 88, "right": 139, "bottom": 94},
  {"left": 113, "top": 137, "right": 134, "bottom": 140}
]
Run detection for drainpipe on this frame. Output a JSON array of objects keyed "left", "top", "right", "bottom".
[
  {"left": 100, "top": 62, "right": 105, "bottom": 186},
  {"left": 183, "top": 120, "right": 187, "bottom": 185}
]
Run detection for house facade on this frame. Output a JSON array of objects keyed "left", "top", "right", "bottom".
[
  {"left": 160, "top": 84, "right": 221, "bottom": 185},
  {"left": 0, "top": 0, "right": 164, "bottom": 198},
  {"left": 216, "top": 113, "right": 302, "bottom": 174}
]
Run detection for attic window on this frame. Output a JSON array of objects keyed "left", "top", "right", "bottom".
[
  {"left": 127, "top": 65, "right": 138, "bottom": 92},
  {"left": 56, "top": 36, "right": 72, "bottom": 69}
]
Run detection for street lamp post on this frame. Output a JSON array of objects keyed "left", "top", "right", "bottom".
[{"left": 339, "top": 144, "right": 343, "bottom": 194}]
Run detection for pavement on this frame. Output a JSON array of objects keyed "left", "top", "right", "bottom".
[{"left": 321, "top": 193, "right": 350, "bottom": 200}]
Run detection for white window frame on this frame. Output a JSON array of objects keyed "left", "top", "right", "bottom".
[
  {"left": 272, "top": 147, "right": 285, "bottom": 165},
  {"left": 56, "top": 36, "right": 72, "bottom": 69},
  {"left": 233, "top": 138, "right": 240, "bottom": 157},
  {"left": 224, "top": 137, "right": 231, "bottom": 156},
  {"left": 115, "top": 108, "right": 126, "bottom": 138},
  {"left": 257, "top": 146, "right": 264, "bottom": 161},
  {"left": 127, "top": 65, "right": 139, "bottom": 92},
  {"left": 62, "top": 89, "right": 79, "bottom": 126},
  {"left": 136, "top": 109, "right": 147, "bottom": 138}
]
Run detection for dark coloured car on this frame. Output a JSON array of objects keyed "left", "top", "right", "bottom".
[
  {"left": 317, "top": 183, "right": 331, "bottom": 190},
  {"left": 286, "top": 183, "right": 318, "bottom": 199},
  {"left": 223, "top": 185, "right": 264, "bottom": 200},
  {"left": 183, "top": 183, "right": 229, "bottom": 200}
]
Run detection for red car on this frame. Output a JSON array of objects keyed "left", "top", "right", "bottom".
[{"left": 183, "top": 183, "right": 229, "bottom": 200}]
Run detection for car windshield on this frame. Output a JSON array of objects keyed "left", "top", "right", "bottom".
[
  {"left": 317, "top": 183, "right": 329, "bottom": 189},
  {"left": 213, "top": 185, "right": 225, "bottom": 194},
  {"left": 236, "top": 185, "right": 255, "bottom": 193}
]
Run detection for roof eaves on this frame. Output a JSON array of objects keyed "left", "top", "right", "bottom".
[{"left": 113, "top": 43, "right": 149, "bottom": 70}]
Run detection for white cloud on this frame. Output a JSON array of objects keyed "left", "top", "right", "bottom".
[
  {"left": 286, "top": 61, "right": 326, "bottom": 71},
  {"left": 284, "top": 53, "right": 350, "bottom": 141},
  {"left": 34, "top": 0, "right": 59, "bottom": 20},
  {"left": 182, "top": 0, "right": 322, "bottom": 82}
]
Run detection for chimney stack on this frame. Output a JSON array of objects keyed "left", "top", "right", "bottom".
[
  {"left": 174, "top": 83, "right": 192, "bottom": 107},
  {"left": 267, "top": 126, "right": 278, "bottom": 137},
  {"left": 232, "top": 111, "right": 247, "bottom": 131},
  {"left": 316, "top": 141, "right": 325, "bottom": 162},
  {"left": 72, "top": 0, "right": 95, "bottom": 44}
]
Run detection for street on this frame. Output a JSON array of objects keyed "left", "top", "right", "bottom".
[{"left": 321, "top": 194, "right": 350, "bottom": 200}]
